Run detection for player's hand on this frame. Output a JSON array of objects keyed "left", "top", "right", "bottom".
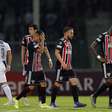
[
  {"left": 22, "top": 69, "right": 27, "bottom": 76},
  {"left": 48, "top": 59, "right": 53, "bottom": 69},
  {"left": 22, "top": 65, "right": 26, "bottom": 76},
  {"left": 67, "top": 64, "right": 72, "bottom": 69},
  {"left": 6, "top": 65, "right": 11, "bottom": 72},
  {"left": 61, "top": 62, "right": 68, "bottom": 70}
]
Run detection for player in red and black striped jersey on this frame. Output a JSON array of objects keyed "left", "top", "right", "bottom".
[
  {"left": 14, "top": 24, "right": 53, "bottom": 109},
  {"left": 90, "top": 32, "right": 112, "bottom": 108},
  {"left": 50, "top": 26, "right": 86, "bottom": 108},
  {"left": 14, "top": 24, "right": 38, "bottom": 108}
]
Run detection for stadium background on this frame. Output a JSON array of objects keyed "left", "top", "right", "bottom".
[{"left": 0, "top": 0, "right": 112, "bottom": 96}]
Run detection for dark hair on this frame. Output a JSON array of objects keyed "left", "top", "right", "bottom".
[
  {"left": 63, "top": 26, "right": 73, "bottom": 33},
  {"left": 27, "top": 24, "right": 38, "bottom": 30}
]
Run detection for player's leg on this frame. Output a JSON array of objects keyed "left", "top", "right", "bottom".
[
  {"left": 14, "top": 84, "right": 32, "bottom": 108},
  {"left": 50, "top": 81, "right": 61, "bottom": 107},
  {"left": 37, "top": 84, "right": 41, "bottom": 102},
  {"left": 91, "top": 63, "right": 109, "bottom": 107},
  {"left": 16, "top": 71, "right": 32, "bottom": 101},
  {"left": 39, "top": 81, "right": 46, "bottom": 104},
  {"left": 50, "top": 69, "right": 62, "bottom": 108},
  {"left": 108, "top": 84, "right": 112, "bottom": 108},
  {"left": 35, "top": 71, "right": 50, "bottom": 108},
  {"left": 0, "top": 71, "right": 14, "bottom": 105},
  {"left": 106, "top": 74, "right": 112, "bottom": 108},
  {"left": 14, "top": 71, "right": 34, "bottom": 108},
  {"left": 90, "top": 81, "right": 108, "bottom": 107},
  {"left": 16, "top": 84, "right": 30, "bottom": 101},
  {"left": 68, "top": 70, "right": 86, "bottom": 108},
  {"left": 106, "top": 64, "right": 112, "bottom": 108}
]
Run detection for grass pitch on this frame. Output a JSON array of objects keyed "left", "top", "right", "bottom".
[{"left": 0, "top": 96, "right": 111, "bottom": 112}]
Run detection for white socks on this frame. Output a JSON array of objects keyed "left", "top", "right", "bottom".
[{"left": 1, "top": 84, "right": 13, "bottom": 102}]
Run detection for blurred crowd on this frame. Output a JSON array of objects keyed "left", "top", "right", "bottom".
[
  {"left": 0, "top": 0, "right": 112, "bottom": 70},
  {"left": 0, "top": 0, "right": 112, "bottom": 42}
]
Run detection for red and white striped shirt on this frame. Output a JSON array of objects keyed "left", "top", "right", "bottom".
[
  {"left": 105, "top": 33, "right": 112, "bottom": 63},
  {"left": 56, "top": 38, "right": 72, "bottom": 69},
  {"left": 96, "top": 32, "right": 112, "bottom": 64},
  {"left": 21, "top": 35, "right": 43, "bottom": 71}
]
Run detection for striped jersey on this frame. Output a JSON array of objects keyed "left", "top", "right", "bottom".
[
  {"left": 55, "top": 37, "right": 72, "bottom": 69},
  {"left": 96, "top": 32, "right": 112, "bottom": 64},
  {"left": 21, "top": 35, "right": 47, "bottom": 71},
  {"left": 27, "top": 41, "right": 43, "bottom": 71},
  {"left": 21, "top": 35, "right": 33, "bottom": 65}
]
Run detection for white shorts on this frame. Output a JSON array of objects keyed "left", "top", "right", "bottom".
[{"left": 0, "top": 62, "right": 6, "bottom": 83}]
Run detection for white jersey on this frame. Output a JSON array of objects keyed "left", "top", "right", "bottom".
[{"left": 0, "top": 40, "right": 11, "bottom": 62}]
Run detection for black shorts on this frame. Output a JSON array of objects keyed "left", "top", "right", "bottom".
[
  {"left": 102, "top": 63, "right": 112, "bottom": 79},
  {"left": 56, "top": 69, "right": 77, "bottom": 83},
  {"left": 26, "top": 71, "right": 46, "bottom": 85}
]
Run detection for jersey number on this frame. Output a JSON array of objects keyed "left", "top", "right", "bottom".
[{"left": 1, "top": 48, "right": 5, "bottom": 58}]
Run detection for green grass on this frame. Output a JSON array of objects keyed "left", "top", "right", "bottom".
[{"left": 0, "top": 96, "right": 111, "bottom": 112}]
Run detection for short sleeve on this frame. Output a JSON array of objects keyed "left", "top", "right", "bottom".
[
  {"left": 96, "top": 35, "right": 102, "bottom": 43},
  {"left": 55, "top": 39, "right": 63, "bottom": 50},
  {"left": 96, "top": 33, "right": 106, "bottom": 43},
  {"left": 5, "top": 43, "right": 11, "bottom": 51}
]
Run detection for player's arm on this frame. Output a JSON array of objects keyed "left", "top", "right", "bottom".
[
  {"left": 90, "top": 35, "right": 105, "bottom": 62},
  {"left": 21, "top": 46, "right": 27, "bottom": 65},
  {"left": 39, "top": 32, "right": 53, "bottom": 69},
  {"left": 38, "top": 34, "right": 46, "bottom": 53},
  {"left": 55, "top": 48, "right": 68, "bottom": 70},
  {"left": 21, "top": 37, "right": 27, "bottom": 65},
  {"left": 44, "top": 46, "right": 53, "bottom": 69},
  {"left": 55, "top": 40, "right": 68, "bottom": 70},
  {"left": 6, "top": 44, "right": 12, "bottom": 71},
  {"left": 21, "top": 37, "right": 27, "bottom": 75}
]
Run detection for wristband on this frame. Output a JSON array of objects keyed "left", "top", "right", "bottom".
[
  {"left": 48, "top": 58, "right": 52, "bottom": 62},
  {"left": 97, "top": 55, "right": 101, "bottom": 59}
]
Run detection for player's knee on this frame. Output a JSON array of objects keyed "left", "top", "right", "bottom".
[
  {"left": 54, "top": 81, "right": 61, "bottom": 87},
  {"left": 40, "top": 81, "right": 47, "bottom": 87},
  {"left": 29, "top": 86, "right": 35, "bottom": 90},
  {"left": 69, "top": 78, "right": 78, "bottom": 86},
  {"left": 1, "top": 83, "right": 8, "bottom": 89},
  {"left": 106, "top": 79, "right": 112, "bottom": 86}
]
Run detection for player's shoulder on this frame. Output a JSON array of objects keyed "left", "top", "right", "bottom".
[
  {"left": 96, "top": 32, "right": 107, "bottom": 42},
  {"left": 0, "top": 40, "right": 8, "bottom": 45},
  {"left": 59, "top": 37, "right": 64, "bottom": 41},
  {"left": 55, "top": 37, "right": 64, "bottom": 49},
  {"left": 0, "top": 40, "right": 4, "bottom": 44},
  {"left": 24, "top": 35, "right": 31, "bottom": 39},
  {"left": 0, "top": 40, "right": 10, "bottom": 48},
  {"left": 57, "top": 37, "right": 64, "bottom": 43}
]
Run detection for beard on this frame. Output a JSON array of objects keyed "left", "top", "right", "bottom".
[{"left": 68, "top": 36, "right": 73, "bottom": 41}]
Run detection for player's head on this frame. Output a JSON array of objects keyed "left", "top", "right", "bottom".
[
  {"left": 27, "top": 24, "right": 38, "bottom": 36},
  {"left": 63, "top": 26, "right": 74, "bottom": 40}
]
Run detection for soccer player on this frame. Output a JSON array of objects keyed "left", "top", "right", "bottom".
[
  {"left": 0, "top": 40, "right": 14, "bottom": 105},
  {"left": 14, "top": 24, "right": 38, "bottom": 108},
  {"left": 50, "top": 26, "right": 87, "bottom": 108},
  {"left": 14, "top": 24, "right": 53, "bottom": 109},
  {"left": 90, "top": 32, "right": 112, "bottom": 108}
]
